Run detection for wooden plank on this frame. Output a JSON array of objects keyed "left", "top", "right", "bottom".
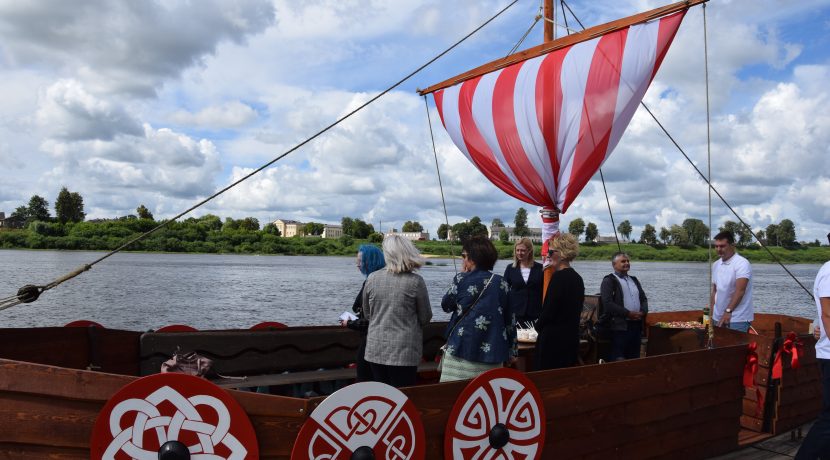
[
  {"left": 418, "top": 0, "right": 709, "bottom": 95},
  {"left": 214, "top": 361, "right": 440, "bottom": 389},
  {"left": 0, "top": 443, "right": 87, "bottom": 459}
]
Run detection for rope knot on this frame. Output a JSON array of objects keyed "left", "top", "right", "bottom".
[{"left": 16, "top": 285, "right": 42, "bottom": 304}]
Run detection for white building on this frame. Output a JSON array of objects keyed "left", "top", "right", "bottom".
[
  {"left": 321, "top": 225, "right": 343, "bottom": 239},
  {"left": 385, "top": 230, "right": 429, "bottom": 241},
  {"left": 488, "top": 225, "right": 543, "bottom": 243},
  {"left": 272, "top": 219, "right": 303, "bottom": 237}
]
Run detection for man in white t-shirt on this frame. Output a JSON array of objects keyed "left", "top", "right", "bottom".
[
  {"left": 796, "top": 233, "right": 830, "bottom": 459},
  {"left": 710, "top": 231, "right": 753, "bottom": 332}
]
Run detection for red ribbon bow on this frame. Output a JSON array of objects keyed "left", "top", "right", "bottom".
[
  {"left": 744, "top": 342, "right": 764, "bottom": 417},
  {"left": 772, "top": 332, "right": 804, "bottom": 380}
]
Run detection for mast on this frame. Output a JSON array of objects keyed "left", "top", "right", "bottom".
[
  {"left": 544, "top": 0, "right": 554, "bottom": 42},
  {"left": 419, "top": 0, "right": 708, "bottom": 96}
]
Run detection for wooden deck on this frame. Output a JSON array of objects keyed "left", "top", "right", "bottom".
[{"left": 711, "top": 424, "right": 811, "bottom": 459}]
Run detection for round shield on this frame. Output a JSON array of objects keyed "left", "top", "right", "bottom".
[
  {"left": 291, "top": 381, "right": 425, "bottom": 460},
  {"left": 444, "top": 367, "right": 546, "bottom": 460},
  {"left": 91, "top": 373, "right": 258, "bottom": 459},
  {"left": 157, "top": 324, "right": 199, "bottom": 332}
]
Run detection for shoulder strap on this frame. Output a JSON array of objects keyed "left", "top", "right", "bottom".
[{"left": 447, "top": 273, "right": 495, "bottom": 336}]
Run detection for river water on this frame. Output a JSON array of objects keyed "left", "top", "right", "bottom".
[{"left": 0, "top": 249, "right": 822, "bottom": 330}]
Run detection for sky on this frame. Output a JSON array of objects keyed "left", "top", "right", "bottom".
[{"left": 1, "top": 0, "right": 829, "bottom": 242}]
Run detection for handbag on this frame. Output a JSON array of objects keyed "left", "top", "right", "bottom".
[
  {"left": 437, "top": 273, "right": 495, "bottom": 372},
  {"left": 161, "top": 349, "right": 214, "bottom": 377}
]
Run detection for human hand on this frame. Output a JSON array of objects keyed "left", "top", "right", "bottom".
[
  {"left": 718, "top": 311, "right": 731, "bottom": 327},
  {"left": 339, "top": 320, "right": 349, "bottom": 327},
  {"left": 815, "top": 325, "right": 821, "bottom": 340},
  {"left": 627, "top": 311, "right": 643, "bottom": 320}
]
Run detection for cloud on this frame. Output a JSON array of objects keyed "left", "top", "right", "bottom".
[
  {"left": 169, "top": 101, "right": 258, "bottom": 128},
  {"left": 0, "top": 0, "right": 275, "bottom": 96}
]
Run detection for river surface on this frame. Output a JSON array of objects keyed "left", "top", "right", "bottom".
[{"left": 0, "top": 249, "right": 822, "bottom": 330}]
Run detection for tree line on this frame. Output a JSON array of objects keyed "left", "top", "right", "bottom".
[{"left": 8, "top": 188, "right": 87, "bottom": 225}]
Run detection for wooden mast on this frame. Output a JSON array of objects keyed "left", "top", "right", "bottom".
[
  {"left": 544, "top": 0, "right": 554, "bottom": 42},
  {"left": 418, "top": 0, "right": 708, "bottom": 96}
]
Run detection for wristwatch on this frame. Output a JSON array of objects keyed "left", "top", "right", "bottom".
[{"left": 725, "top": 308, "right": 733, "bottom": 313}]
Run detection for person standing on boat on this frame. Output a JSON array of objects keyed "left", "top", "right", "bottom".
[
  {"left": 599, "top": 252, "right": 648, "bottom": 361},
  {"left": 362, "top": 234, "right": 432, "bottom": 387},
  {"left": 535, "top": 233, "right": 585, "bottom": 370},
  {"left": 795, "top": 233, "right": 830, "bottom": 459},
  {"left": 503, "top": 238, "right": 544, "bottom": 326},
  {"left": 341, "top": 244, "right": 385, "bottom": 382},
  {"left": 440, "top": 236, "right": 518, "bottom": 382},
  {"left": 710, "top": 231, "right": 754, "bottom": 332}
]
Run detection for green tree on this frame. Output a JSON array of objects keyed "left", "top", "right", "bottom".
[
  {"left": 499, "top": 229, "right": 510, "bottom": 244},
  {"left": 368, "top": 232, "right": 384, "bottom": 243},
  {"left": 263, "top": 223, "right": 281, "bottom": 236},
  {"left": 352, "top": 219, "right": 374, "bottom": 239},
  {"left": 237, "top": 217, "right": 260, "bottom": 232},
  {"left": 54, "top": 187, "right": 85, "bottom": 223},
  {"left": 402, "top": 221, "right": 423, "bottom": 232},
  {"left": 585, "top": 222, "right": 598, "bottom": 243},
  {"left": 491, "top": 218, "right": 504, "bottom": 228},
  {"left": 303, "top": 222, "right": 324, "bottom": 236},
  {"left": 617, "top": 220, "right": 632, "bottom": 241},
  {"left": 341, "top": 217, "right": 354, "bottom": 236},
  {"left": 451, "top": 216, "right": 488, "bottom": 243},
  {"left": 514, "top": 208, "right": 529, "bottom": 236},
  {"left": 339, "top": 234, "right": 354, "bottom": 247},
  {"left": 222, "top": 218, "right": 240, "bottom": 232},
  {"left": 681, "top": 218, "right": 709, "bottom": 247},
  {"left": 659, "top": 227, "right": 671, "bottom": 244},
  {"left": 437, "top": 223, "right": 449, "bottom": 240},
  {"left": 10, "top": 205, "right": 28, "bottom": 221},
  {"left": 765, "top": 224, "right": 779, "bottom": 246},
  {"left": 719, "top": 221, "right": 750, "bottom": 246},
  {"left": 136, "top": 204, "right": 154, "bottom": 220},
  {"left": 669, "top": 224, "right": 690, "bottom": 246},
  {"left": 27, "top": 195, "right": 50, "bottom": 222},
  {"left": 640, "top": 224, "right": 657, "bottom": 245},
  {"left": 568, "top": 218, "right": 585, "bottom": 239},
  {"left": 777, "top": 219, "right": 797, "bottom": 247},
  {"left": 756, "top": 229, "right": 765, "bottom": 243}
]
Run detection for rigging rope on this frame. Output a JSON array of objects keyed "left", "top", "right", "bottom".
[
  {"left": 2, "top": 0, "right": 520, "bottom": 312},
  {"left": 423, "top": 96, "right": 457, "bottom": 273},
  {"left": 560, "top": 0, "right": 814, "bottom": 302},
  {"left": 507, "top": 8, "right": 542, "bottom": 57},
  {"left": 703, "top": 3, "right": 715, "bottom": 347}
]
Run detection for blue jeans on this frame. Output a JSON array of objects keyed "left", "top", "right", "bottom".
[
  {"left": 796, "top": 358, "right": 830, "bottom": 459},
  {"left": 726, "top": 321, "right": 751, "bottom": 333}
]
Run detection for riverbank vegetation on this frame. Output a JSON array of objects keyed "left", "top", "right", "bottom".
[{"left": 1, "top": 217, "right": 828, "bottom": 263}]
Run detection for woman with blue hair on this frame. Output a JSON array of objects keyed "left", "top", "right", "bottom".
[{"left": 340, "top": 244, "right": 386, "bottom": 381}]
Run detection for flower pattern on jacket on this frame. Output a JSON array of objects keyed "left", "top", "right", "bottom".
[{"left": 441, "top": 269, "right": 518, "bottom": 364}]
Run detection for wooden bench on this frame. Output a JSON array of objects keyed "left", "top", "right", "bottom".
[{"left": 140, "top": 322, "right": 448, "bottom": 388}]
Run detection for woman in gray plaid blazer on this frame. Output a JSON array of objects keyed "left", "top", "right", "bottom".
[{"left": 363, "top": 234, "right": 433, "bottom": 387}]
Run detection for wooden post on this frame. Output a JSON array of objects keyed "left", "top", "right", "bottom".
[{"left": 544, "top": 0, "right": 554, "bottom": 42}]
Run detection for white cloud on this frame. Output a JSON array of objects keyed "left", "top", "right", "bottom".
[{"left": 169, "top": 101, "right": 258, "bottom": 128}]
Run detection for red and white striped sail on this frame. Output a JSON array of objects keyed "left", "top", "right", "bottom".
[{"left": 434, "top": 11, "right": 686, "bottom": 218}]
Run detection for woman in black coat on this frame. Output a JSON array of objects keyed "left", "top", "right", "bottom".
[
  {"left": 502, "top": 237, "right": 543, "bottom": 326},
  {"left": 535, "top": 233, "right": 584, "bottom": 370}
]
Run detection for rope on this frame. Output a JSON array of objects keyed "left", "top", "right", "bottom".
[
  {"left": 560, "top": 0, "right": 813, "bottom": 302},
  {"left": 639, "top": 102, "right": 814, "bottom": 301},
  {"left": 599, "top": 169, "right": 622, "bottom": 251},
  {"left": 703, "top": 3, "right": 715, "bottom": 348},
  {"left": 423, "top": 95, "right": 457, "bottom": 273},
  {"left": 507, "top": 9, "right": 542, "bottom": 57},
  {"left": 3, "top": 0, "right": 520, "bottom": 311}
]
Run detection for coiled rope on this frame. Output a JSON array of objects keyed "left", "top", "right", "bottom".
[{"left": 0, "top": 0, "right": 519, "bottom": 312}]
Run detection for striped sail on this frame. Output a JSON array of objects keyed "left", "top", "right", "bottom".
[{"left": 434, "top": 11, "right": 686, "bottom": 214}]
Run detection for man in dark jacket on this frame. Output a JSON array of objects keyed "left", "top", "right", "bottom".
[{"left": 600, "top": 252, "right": 648, "bottom": 361}]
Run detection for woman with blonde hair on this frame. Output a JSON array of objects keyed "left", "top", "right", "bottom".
[
  {"left": 502, "top": 237, "right": 543, "bottom": 325},
  {"left": 534, "top": 233, "right": 585, "bottom": 370},
  {"left": 362, "top": 234, "right": 433, "bottom": 387}
]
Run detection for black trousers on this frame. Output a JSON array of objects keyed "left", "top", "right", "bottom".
[
  {"left": 369, "top": 362, "right": 417, "bottom": 388},
  {"left": 609, "top": 320, "right": 642, "bottom": 361},
  {"left": 796, "top": 358, "right": 830, "bottom": 459}
]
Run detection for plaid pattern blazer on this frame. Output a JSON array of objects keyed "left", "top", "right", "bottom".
[{"left": 363, "top": 270, "right": 433, "bottom": 366}]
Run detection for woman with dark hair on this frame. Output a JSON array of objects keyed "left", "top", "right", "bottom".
[
  {"left": 535, "top": 233, "right": 585, "bottom": 370},
  {"left": 440, "top": 236, "right": 517, "bottom": 382},
  {"left": 340, "top": 244, "right": 386, "bottom": 381},
  {"left": 503, "top": 237, "right": 544, "bottom": 325}
]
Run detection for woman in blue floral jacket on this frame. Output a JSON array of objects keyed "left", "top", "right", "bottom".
[{"left": 440, "top": 236, "right": 518, "bottom": 382}]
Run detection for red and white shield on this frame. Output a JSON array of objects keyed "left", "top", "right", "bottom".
[
  {"left": 292, "top": 381, "right": 425, "bottom": 460},
  {"left": 91, "top": 373, "right": 258, "bottom": 459},
  {"left": 445, "top": 368, "right": 546, "bottom": 460}
]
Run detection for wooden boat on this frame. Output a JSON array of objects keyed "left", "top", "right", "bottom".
[
  {"left": 0, "top": 0, "right": 822, "bottom": 458},
  {"left": 0, "top": 299, "right": 820, "bottom": 459}
]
